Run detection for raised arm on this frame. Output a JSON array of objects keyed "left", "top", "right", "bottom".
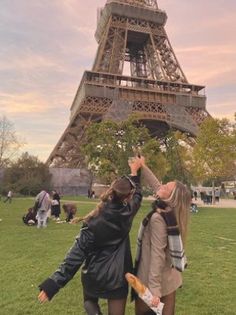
[
  {"left": 140, "top": 157, "right": 161, "bottom": 195},
  {"left": 128, "top": 157, "right": 142, "bottom": 215}
]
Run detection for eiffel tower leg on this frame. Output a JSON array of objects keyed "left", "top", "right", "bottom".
[
  {"left": 93, "top": 16, "right": 127, "bottom": 74},
  {"left": 47, "top": 97, "right": 112, "bottom": 167},
  {"left": 152, "top": 29, "right": 188, "bottom": 82},
  {"left": 147, "top": 35, "right": 166, "bottom": 80},
  {"left": 50, "top": 113, "right": 95, "bottom": 167},
  {"left": 93, "top": 16, "right": 113, "bottom": 72}
]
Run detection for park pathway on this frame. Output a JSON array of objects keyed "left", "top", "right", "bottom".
[{"left": 196, "top": 198, "right": 236, "bottom": 208}]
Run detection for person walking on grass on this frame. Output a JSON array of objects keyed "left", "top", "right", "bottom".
[
  {"left": 4, "top": 190, "right": 13, "bottom": 203},
  {"left": 38, "top": 157, "right": 142, "bottom": 315}
]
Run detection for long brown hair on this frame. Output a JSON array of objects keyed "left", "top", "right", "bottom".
[
  {"left": 79, "top": 177, "right": 135, "bottom": 223},
  {"left": 163, "top": 180, "right": 191, "bottom": 245}
]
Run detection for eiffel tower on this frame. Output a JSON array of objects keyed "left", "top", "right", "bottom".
[{"left": 47, "top": 0, "right": 209, "bottom": 167}]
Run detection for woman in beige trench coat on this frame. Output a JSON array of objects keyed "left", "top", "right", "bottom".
[{"left": 135, "top": 157, "right": 191, "bottom": 315}]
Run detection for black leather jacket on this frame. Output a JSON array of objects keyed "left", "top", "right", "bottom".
[{"left": 39, "top": 175, "right": 142, "bottom": 300}]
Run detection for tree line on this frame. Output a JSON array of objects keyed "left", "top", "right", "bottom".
[
  {"left": 0, "top": 114, "right": 235, "bottom": 196},
  {"left": 0, "top": 116, "right": 51, "bottom": 195}
]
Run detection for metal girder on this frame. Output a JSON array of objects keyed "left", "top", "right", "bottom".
[
  {"left": 93, "top": 17, "right": 127, "bottom": 74},
  {"left": 94, "top": 12, "right": 187, "bottom": 83}
]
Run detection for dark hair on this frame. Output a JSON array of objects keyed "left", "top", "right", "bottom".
[
  {"left": 62, "top": 203, "right": 77, "bottom": 215},
  {"left": 80, "top": 177, "right": 135, "bottom": 222}
]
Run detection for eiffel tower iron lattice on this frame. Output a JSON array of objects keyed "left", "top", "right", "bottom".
[{"left": 47, "top": 0, "right": 210, "bottom": 167}]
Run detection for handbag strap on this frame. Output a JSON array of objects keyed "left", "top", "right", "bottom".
[
  {"left": 38, "top": 192, "right": 47, "bottom": 209},
  {"left": 142, "top": 209, "right": 156, "bottom": 227}
]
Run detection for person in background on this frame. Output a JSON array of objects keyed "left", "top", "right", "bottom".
[
  {"left": 62, "top": 203, "right": 77, "bottom": 222},
  {"left": 134, "top": 157, "right": 191, "bottom": 315},
  {"left": 22, "top": 207, "right": 37, "bottom": 226},
  {"left": 35, "top": 190, "right": 51, "bottom": 228},
  {"left": 51, "top": 191, "right": 61, "bottom": 221},
  {"left": 4, "top": 190, "right": 13, "bottom": 203},
  {"left": 38, "top": 158, "right": 142, "bottom": 315},
  {"left": 215, "top": 189, "right": 220, "bottom": 203},
  {"left": 233, "top": 190, "right": 236, "bottom": 200},
  {"left": 88, "top": 189, "right": 91, "bottom": 198}
]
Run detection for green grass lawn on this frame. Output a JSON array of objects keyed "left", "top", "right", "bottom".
[{"left": 0, "top": 197, "right": 235, "bottom": 315}]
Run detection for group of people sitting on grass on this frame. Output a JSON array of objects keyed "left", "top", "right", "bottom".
[
  {"left": 22, "top": 195, "right": 77, "bottom": 227},
  {"left": 37, "top": 156, "right": 191, "bottom": 315}
]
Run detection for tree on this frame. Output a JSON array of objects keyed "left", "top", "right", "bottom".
[
  {"left": 3, "top": 152, "right": 52, "bottom": 195},
  {"left": 0, "top": 115, "right": 23, "bottom": 167},
  {"left": 81, "top": 118, "right": 168, "bottom": 184},
  {"left": 162, "top": 130, "right": 195, "bottom": 185},
  {"left": 192, "top": 117, "right": 236, "bottom": 201}
]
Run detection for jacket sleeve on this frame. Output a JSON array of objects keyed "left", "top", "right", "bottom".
[
  {"left": 39, "top": 226, "right": 94, "bottom": 300},
  {"left": 141, "top": 165, "right": 161, "bottom": 195},
  {"left": 148, "top": 213, "right": 167, "bottom": 298},
  {"left": 129, "top": 175, "right": 142, "bottom": 216}
]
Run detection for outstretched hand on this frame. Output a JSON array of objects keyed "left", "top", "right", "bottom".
[
  {"left": 128, "top": 156, "right": 141, "bottom": 175},
  {"left": 128, "top": 155, "right": 146, "bottom": 175},
  {"left": 38, "top": 290, "right": 49, "bottom": 303}
]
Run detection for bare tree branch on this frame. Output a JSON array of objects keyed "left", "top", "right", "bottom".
[{"left": 0, "top": 115, "right": 24, "bottom": 167}]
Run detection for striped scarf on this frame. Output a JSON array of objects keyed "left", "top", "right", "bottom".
[
  {"left": 161, "top": 210, "right": 187, "bottom": 272},
  {"left": 134, "top": 201, "right": 187, "bottom": 274}
]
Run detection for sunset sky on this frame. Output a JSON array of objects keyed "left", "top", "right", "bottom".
[{"left": 1, "top": 0, "right": 236, "bottom": 161}]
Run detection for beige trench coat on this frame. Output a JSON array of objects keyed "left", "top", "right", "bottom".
[
  {"left": 136, "top": 211, "right": 182, "bottom": 298},
  {"left": 137, "top": 164, "right": 182, "bottom": 297}
]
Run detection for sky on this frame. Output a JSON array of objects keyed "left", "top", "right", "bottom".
[{"left": 1, "top": 0, "right": 236, "bottom": 162}]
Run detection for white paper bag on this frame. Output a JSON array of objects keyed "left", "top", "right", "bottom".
[{"left": 139, "top": 288, "right": 164, "bottom": 315}]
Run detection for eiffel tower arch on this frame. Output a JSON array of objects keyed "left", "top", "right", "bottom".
[{"left": 47, "top": 0, "right": 209, "bottom": 167}]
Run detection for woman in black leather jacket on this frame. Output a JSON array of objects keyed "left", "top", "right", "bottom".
[{"left": 38, "top": 158, "right": 142, "bottom": 315}]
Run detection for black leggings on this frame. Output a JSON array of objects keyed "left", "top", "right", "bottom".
[
  {"left": 84, "top": 296, "right": 102, "bottom": 315},
  {"left": 83, "top": 294, "right": 127, "bottom": 315}
]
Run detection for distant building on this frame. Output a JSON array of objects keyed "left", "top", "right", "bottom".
[
  {"left": 49, "top": 168, "right": 92, "bottom": 196},
  {"left": 0, "top": 167, "right": 92, "bottom": 196},
  {"left": 92, "top": 183, "right": 109, "bottom": 198}
]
